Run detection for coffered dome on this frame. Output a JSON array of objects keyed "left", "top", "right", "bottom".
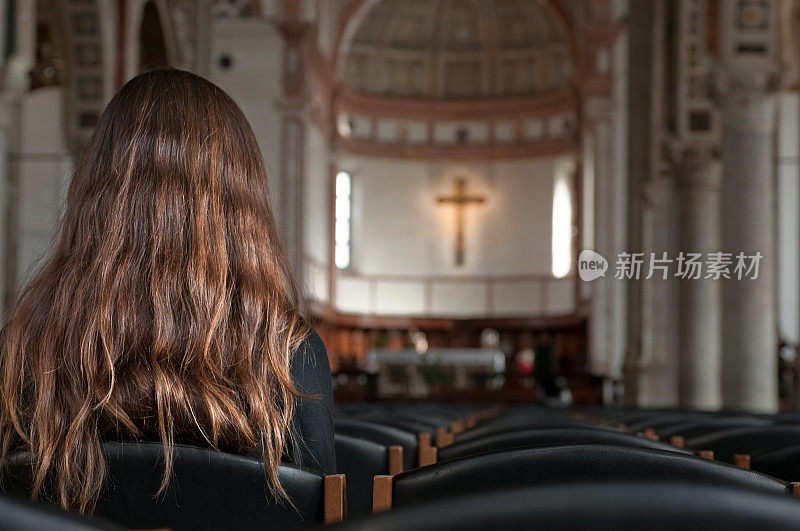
[{"left": 340, "top": 0, "right": 574, "bottom": 99}]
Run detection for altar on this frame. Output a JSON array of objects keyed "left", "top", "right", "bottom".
[{"left": 366, "top": 348, "right": 506, "bottom": 399}]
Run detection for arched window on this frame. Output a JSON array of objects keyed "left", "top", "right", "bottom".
[
  {"left": 335, "top": 171, "right": 352, "bottom": 269},
  {"left": 551, "top": 171, "right": 572, "bottom": 278}
]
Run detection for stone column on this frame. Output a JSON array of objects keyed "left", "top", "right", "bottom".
[
  {"left": 715, "top": 68, "right": 779, "bottom": 413},
  {"left": 623, "top": 0, "right": 661, "bottom": 406},
  {"left": 671, "top": 144, "right": 721, "bottom": 410},
  {"left": 0, "top": 0, "right": 35, "bottom": 314},
  {"left": 277, "top": 20, "right": 310, "bottom": 282},
  {"left": 583, "top": 97, "right": 615, "bottom": 376}
]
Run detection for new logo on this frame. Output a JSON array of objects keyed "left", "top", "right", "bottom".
[{"left": 578, "top": 250, "right": 608, "bottom": 281}]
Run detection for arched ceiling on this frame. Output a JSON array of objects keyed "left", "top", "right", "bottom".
[{"left": 340, "top": 0, "right": 574, "bottom": 100}]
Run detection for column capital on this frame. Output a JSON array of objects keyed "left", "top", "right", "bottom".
[
  {"left": 711, "top": 65, "right": 784, "bottom": 132},
  {"left": 712, "top": 65, "right": 783, "bottom": 97},
  {"left": 667, "top": 141, "right": 721, "bottom": 190}
]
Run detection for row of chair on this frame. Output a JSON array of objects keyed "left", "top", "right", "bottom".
[
  {"left": 327, "top": 403, "right": 800, "bottom": 529},
  {"left": 5, "top": 403, "right": 800, "bottom": 529},
  {"left": 333, "top": 403, "right": 499, "bottom": 515},
  {"left": 0, "top": 403, "right": 496, "bottom": 530},
  {"left": 579, "top": 407, "right": 800, "bottom": 484}
]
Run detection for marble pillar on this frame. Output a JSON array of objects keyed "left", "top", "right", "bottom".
[
  {"left": 0, "top": 0, "right": 35, "bottom": 315},
  {"left": 716, "top": 68, "right": 779, "bottom": 413},
  {"left": 584, "top": 97, "right": 615, "bottom": 378},
  {"left": 672, "top": 144, "right": 722, "bottom": 410}
]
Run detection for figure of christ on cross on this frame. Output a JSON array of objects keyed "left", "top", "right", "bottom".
[{"left": 436, "top": 177, "right": 486, "bottom": 266}]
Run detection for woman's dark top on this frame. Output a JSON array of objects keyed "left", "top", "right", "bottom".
[{"left": 286, "top": 329, "right": 336, "bottom": 474}]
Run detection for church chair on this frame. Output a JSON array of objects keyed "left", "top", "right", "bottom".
[
  {"left": 747, "top": 443, "right": 800, "bottom": 483},
  {"left": 750, "top": 445, "right": 800, "bottom": 483},
  {"left": 437, "top": 428, "right": 690, "bottom": 462},
  {"left": 685, "top": 425, "right": 800, "bottom": 464},
  {"left": 589, "top": 410, "right": 670, "bottom": 425},
  {"left": 335, "top": 434, "right": 402, "bottom": 517},
  {"left": 421, "top": 404, "right": 485, "bottom": 420},
  {"left": 624, "top": 413, "right": 714, "bottom": 433},
  {"left": 370, "top": 444, "right": 789, "bottom": 512},
  {"left": 0, "top": 495, "right": 123, "bottom": 531},
  {"left": 337, "top": 417, "right": 435, "bottom": 468},
  {"left": 350, "top": 417, "right": 451, "bottom": 456},
  {"left": 376, "top": 405, "right": 485, "bottom": 437},
  {"left": 476, "top": 409, "right": 615, "bottom": 427},
  {"left": 352, "top": 416, "right": 439, "bottom": 439},
  {"left": 1, "top": 442, "right": 346, "bottom": 531},
  {"left": 384, "top": 408, "right": 461, "bottom": 426},
  {"left": 598, "top": 409, "right": 712, "bottom": 429},
  {"left": 336, "top": 403, "right": 393, "bottom": 416},
  {"left": 346, "top": 481, "right": 800, "bottom": 531},
  {"left": 383, "top": 413, "right": 454, "bottom": 447},
  {"left": 771, "top": 415, "right": 800, "bottom": 426},
  {"left": 387, "top": 413, "right": 457, "bottom": 445},
  {"left": 335, "top": 419, "right": 418, "bottom": 471},
  {"left": 416, "top": 433, "right": 438, "bottom": 467},
  {"left": 657, "top": 418, "right": 772, "bottom": 440},
  {"left": 767, "top": 411, "right": 800, "bottom": 421},
  {"left": 453, "top": 418, "right": 621, "bottom": 445}
]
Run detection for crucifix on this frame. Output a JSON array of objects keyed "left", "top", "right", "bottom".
[{"left": 436, "top": 177, "right": 486, "bottom": 266}]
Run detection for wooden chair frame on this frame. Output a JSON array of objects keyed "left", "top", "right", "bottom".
[
  {"left": 324, "top": 474, "right": 347, "bottom": 524},
  {"left": 356, "top": 407, "right": 505, "bottom": 517},
  {"left": 372, "top": 475, "right": 393, "bottom": 514},
  {"left": 417, "top": 433, "right": 439, "bottom": 467},
  {"left": 388, "top": 446, "right": 404, "bottom": 476}
]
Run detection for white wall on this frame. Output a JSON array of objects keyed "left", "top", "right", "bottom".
[
  {"left": 341, "top": 155, "right": 560, "bottom": 277},
  {"left": 303, "top": 122, "right": 330, "bottom": 303},
  {"left": 13, "top": 87, "right": 73, "bottom": 289},
  {"left": 307, "top": 151, "right": 577, "bottom": 318},
  {"left": 210, "top": 17, "right": 284, "bottom": 209}
]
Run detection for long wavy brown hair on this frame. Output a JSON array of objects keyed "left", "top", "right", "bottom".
[{"left": 0, "top": 68, "right": 308, "bottom": 512}]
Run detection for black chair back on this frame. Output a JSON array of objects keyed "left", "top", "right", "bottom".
[
  {"left": 335, "top": 419, "right": 417, "bottom": 470},
  {"left": 335, "top": 434, "right": 387, "bottom": 516},
  {"left": 624, "top": 413, "right": 713, "bottom": 432},
  {"left": 686, "top": 425, "right": 800, "bottom": 463},
  {"left": 599, "top": 410, "right": 674, "bottom": 424},
  {"left": 438, "top": 428, "right": 688, "bottom": 462},
  {"left": 335, "top": 481, "right": 800, "bottom": 531},
  {"left": 2, "top": 442, "right": 325, "bottom": 531},
  {"left": 751, "top": 445, "right": 800, "bottom": 482},
  {"left": 658, "top": 418, "right": 772, "bottom": 440},
  {"left": 0, "top": 495, "right": 121, "bottom": 531},
  {"left": 354, "top": 416, "right": 438, "bottom": 438},
  {"left": 391, "top": 444, "right": 788, "bottom": 506},
  {"left": 453, "top": 420, "right": 619, "bottom": 445}
]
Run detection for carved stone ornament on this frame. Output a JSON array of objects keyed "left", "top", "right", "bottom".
[
  {"left": 710, "top": 65, "right": 784, "bottom": 132},
  {"left": 666, "top": 141, "right": 721, "bottom": 190}
]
